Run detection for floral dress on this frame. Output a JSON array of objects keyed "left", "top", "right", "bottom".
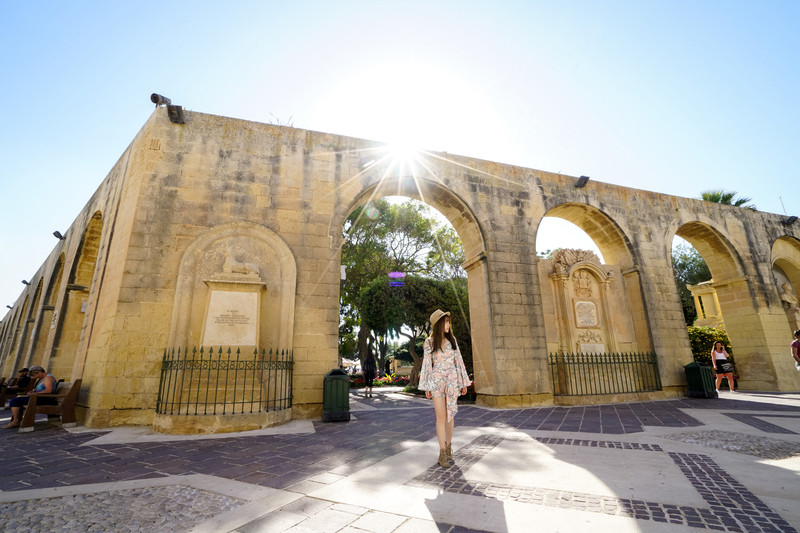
[{"left": 419, "top": 337, "right": 471, "bottom": 422}]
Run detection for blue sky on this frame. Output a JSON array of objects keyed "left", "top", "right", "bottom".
[{"left": 1, "top": 1, "right": 798, "bottom": 313}]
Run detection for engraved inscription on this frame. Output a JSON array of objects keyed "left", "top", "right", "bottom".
[
  {"left": 575, "top": 301, "right": 598, "bottom": 327},
  {"left": 215, "top": 309, "right": 251, "bottom": 326},
  {"left": 202, "top": 291, "right": 259, "bottom": 346}
]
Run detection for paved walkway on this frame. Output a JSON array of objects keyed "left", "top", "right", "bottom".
[{"left": 1, "top": 388, "right": 800, "bottom": 532}]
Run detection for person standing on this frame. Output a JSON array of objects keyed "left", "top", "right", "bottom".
[
  {"left": 419, "top": 309, "right": 471, "bottom": 468},
  {"left": 792, "top": 329, "right": 800, "bottom": 373},
  {"left": 711, "top": 341, "right": 736, "bottom": 393},
  {"left": 362, "top": 355, "right": 377, "bottom": 398}
]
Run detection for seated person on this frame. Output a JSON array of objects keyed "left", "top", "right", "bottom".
[
  {"left": 3, "top": 368, "right": 32, "bottom": 394},
  {"left": 2, "top": 366, "right": 57, "bottom": 429}
]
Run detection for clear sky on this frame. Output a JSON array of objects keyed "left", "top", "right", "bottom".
[{"left": 1, "top": 1, "right": 797, "bottom": 315}]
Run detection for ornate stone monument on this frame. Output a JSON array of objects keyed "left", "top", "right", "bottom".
[
  {"left": 201, "top": 247, "right": 265, "bottom": 348},
  {"left": 542, "top": 249, "right": 636, "bottom": 355}
]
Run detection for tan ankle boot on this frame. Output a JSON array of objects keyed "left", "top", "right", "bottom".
[
  {"left": 438, "top": 449, "right": 450, "bottom": 468},
  {"left": 445, "top": 443, "right": 452, "bottom": 462}
]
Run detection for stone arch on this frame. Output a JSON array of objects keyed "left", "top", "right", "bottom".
[
  {"left": 0, "top": 308, "right": 21, "bottom": 375},
  {"left": 539, "top": 203, "right": 651, "bottom": 353},
  {"left": 674, "top": 221, "right": 777, "bottom": 386},
  {"left": 2, "top": 296, "right": 30, "bottom": 377},
  {"left": 169, "top": 222, "right": 297, "bottom": 350},
  {"left": 771, "top": 236, "right": 800, "bottom": 335},
  {"left": 28, "top": 255, "right": 65, "bottom": 368},
  {"left": 333, "top": 174, "right": 492, "bottom": 389},
  {"left": 49, "top": 212, "right": 103, "bottom": 379},
  {"left": 14, "top": 278, "right": 44, "bottom": 369},
  {"left": 334, "top": 173, "right": 487, "bottom": 261},
  {"left": 674, "top": 221, "right": 748, "bottom": 325},
  {"left": 543, "top": 202, "right": 637, "bottom": 269},
  {"left": 676, "top": 221, "right": 746, "bottom": 288}
]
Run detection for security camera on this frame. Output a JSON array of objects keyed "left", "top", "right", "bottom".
[{"left": 150, "top": 93, "right": 172, "bottom": 107}]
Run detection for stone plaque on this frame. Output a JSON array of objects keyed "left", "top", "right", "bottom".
[
  {"left": 574, "top": 301, "right": 598, "bottom": 327},
  {"left": 202, "top": 290, "right": 259, "bottom": 347},
  {"left": 579, "top": 343, "right": 606, "bottom": 354}
]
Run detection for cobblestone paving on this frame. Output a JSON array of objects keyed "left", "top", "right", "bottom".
[
  {"left": 0, "top": 485, "right": 244, "bottom": 532},
  {"left": 662, "top": 429, "right": 800, "bottom": 459},
  {"left": 722, "top": 412, "right": 800, "bottom": 434}
]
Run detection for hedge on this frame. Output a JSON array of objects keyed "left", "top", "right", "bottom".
[{"left": 687, "top": 326, "right": 735, "bottom": 367}]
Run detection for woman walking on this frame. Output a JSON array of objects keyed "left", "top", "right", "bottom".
[
  {"left": 711, "top": 341, "right": 736, "bottom": 393},
  {"left": 419, "top": 309, "right": 471, "bottom": 468}
]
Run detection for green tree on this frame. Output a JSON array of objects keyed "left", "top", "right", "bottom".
[
  {"left": 672, "top": 243, "right": 711, "bottom": 325},
  {"left": 340, "top": 200, "right": 393, "bottom": 366},
  {"left": 340, "top": 199, "right": 467, "bottom": 370},
  {"left": 700, "top": 189, "right": 757, "bottom": 210},
  {"left": 426, "top": 225, "right": 467, "bottom": 280},
  {"left": 359, "top": 275, "right": 470, "bottom": 386}
]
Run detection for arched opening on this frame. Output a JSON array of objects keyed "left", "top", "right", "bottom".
[
  {"left": 29, "top": 256, "right": 64, "bottom": 368},
  {"left": 14, "top": 279, "right": 44, "bottom": 369},
  {"left": 339, "top": 196, "right": 471, "bottom": 387},
  {"left": 0, "top": 309, "right": 20, "bottom": 369},
  {"left": 674, "top": 221, "right": 775, "bottom": 389},
  {"left": 671, "top": 236, "right": 714, "bottom": 328},
  {"left": 50, "top": 212, "right": 103, "bottom": 380},
  {"left": 771, "top": 236, "right": 800, "bottom": 336},
  {"left": 537, "top": 204, "right": 651, "bottom": 356},
  {"left": 1, "top": 298, "right": 28, "bottom": 377},
  {"left": 337, "top": 175, "right": 491, "bottom": 393}
]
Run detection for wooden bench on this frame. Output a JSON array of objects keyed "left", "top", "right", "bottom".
[{"left": 18, "top": 379, "right": 82, "bottom": 432}]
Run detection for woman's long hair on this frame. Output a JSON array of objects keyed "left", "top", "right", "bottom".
[{"left": 432, "top": 316, "right": 456, "bottom": 353}]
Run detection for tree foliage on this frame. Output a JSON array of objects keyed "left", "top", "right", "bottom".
[
  {"left": 700, "top": 189, "right": 757, "bottom": 210},
  {"left": 359, "top": 274, "right": 471, "bottom": 385},
  {"left": 672, "top": 243, "right": 711, "bottom": 325},
  {"left": 340, "top": 198, "right": 469, "bottom": 381}
]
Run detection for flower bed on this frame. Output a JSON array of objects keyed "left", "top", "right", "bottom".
[{"left": 349, "top": 373, "right": 410, "bottom": 388}]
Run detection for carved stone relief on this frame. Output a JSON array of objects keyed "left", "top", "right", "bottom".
[
  {"left": 577, "top": 330, "right": 603, "bottom": 344},
  {"left": 551, "top": 248, "right": 602, "bottom": 276},
  {"left": 573, "top": 270, "right": 592, "bottom": 298},
  {"left": 575, "top": 301, "right": 598, "bottom": 327}
]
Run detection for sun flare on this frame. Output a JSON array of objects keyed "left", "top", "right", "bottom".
[{"left": 313, "top": 60, "right": 501, "bottom": 160}]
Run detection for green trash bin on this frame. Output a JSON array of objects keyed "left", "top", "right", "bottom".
[
  {"left": 684, "top": 362, "right": 718, "bottom": 398},
  {"left": 322, "top": 369, "right": 351, "bottom": 422}
]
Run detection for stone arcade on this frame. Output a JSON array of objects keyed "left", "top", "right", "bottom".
[{"left": 1, "top": 107, "right": 799, "bottom": 431}]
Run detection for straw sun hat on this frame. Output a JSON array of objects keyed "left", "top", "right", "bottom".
[{"left": 429, "top": 309, "right": 451, "bottom": 328}]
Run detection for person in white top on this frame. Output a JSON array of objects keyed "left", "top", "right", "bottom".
[{"left": 711, "top": 341, "right": 736, "bottom": 393}]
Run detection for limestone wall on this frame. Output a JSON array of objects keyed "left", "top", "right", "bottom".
[{"left": 2, "top": 106, "right": 799, "bottom": 428}]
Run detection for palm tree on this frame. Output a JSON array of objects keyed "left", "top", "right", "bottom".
[{"left": 699, "top": 189, "right": 757, "bottom": 210}]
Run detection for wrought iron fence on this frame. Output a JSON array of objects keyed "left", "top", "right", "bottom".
[
  {"left": 156, "top": 347, "right": 293, "bottom": 415},
  {"left": 548, "top": 352, "right": 662, "bottom": 396}
]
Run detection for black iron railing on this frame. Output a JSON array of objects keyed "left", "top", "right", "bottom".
[
  {"left": 548, "top": 352, "right": 662, "bottom": 396},
  {"left": 156, "top": 347, "right": 293, "bottom": 415}
]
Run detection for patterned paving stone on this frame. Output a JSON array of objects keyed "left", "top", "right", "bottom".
[
  {"left": 2, "top": 391, "right": 799, "bottom": 532},
  {"left": 406, "top": 433, "right": 798, "bottom": 532}
]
